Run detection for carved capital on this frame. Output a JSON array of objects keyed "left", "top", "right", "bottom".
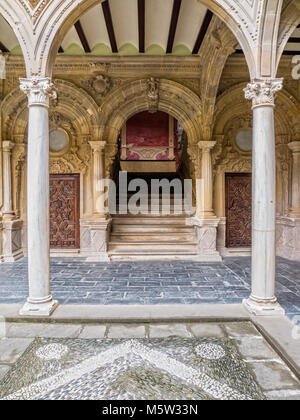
[
  {"left": 244, "top": 79, "right": 283, "bottom": 108},
  {"left": 288, "top": 141, "right": 300, "bottom": 154},
  {"left": 2, "top": 141, "right": 15, "bottom": 153},
  {"left": 89, "top": 141, "right": 106, "bottom": 153},
  {"left": 20, "top": 77, "right": 57, "bottom": 107},
  {"left": 198, "top": 141, "right": 216, "bottom": 152}
]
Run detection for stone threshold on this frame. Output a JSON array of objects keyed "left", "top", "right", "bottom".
[{"left": 0, "top": 303, "right": 249, "bottom": 324}]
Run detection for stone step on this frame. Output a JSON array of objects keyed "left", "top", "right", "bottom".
[
  {"left": 112, "top": 225, "right": 195, "bottom": 233},
  {"left": 110, "top": 232, "right": 196, "bottom": 241},
  {"left": 108, "top": 241, "right": 198, "bottom": 253},
  {"left": 112, "top": 216, "right": 192, "bottom": 225}
]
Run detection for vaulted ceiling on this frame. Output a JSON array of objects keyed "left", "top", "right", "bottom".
[{"left": 0, "top": 0, "right": 299, "bottom": 56}]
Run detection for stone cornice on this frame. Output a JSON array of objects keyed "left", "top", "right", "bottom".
[{"left": 4, "top": 55, "right": 202, "bottom": 78}]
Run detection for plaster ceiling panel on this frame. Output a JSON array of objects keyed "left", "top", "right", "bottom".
[
  {"left": 174, "top": 0, "right": 207, "bottom": 51},
  {"left": 285, "top": 43, "right": 300, "bottom": 52},
  {"left": 80, "top": 5, "right": 110, "bottom": 49},
  {"left": 61, "top": 26, "right": 82, "bottom": 50},
  {"left": 292, "top": 28, "right": 300, "bottom": 38},
  {"left": 110, "top": 0, "right": 139, "bottom": 49},
  {"left": 0, "top": 15, "right": 19, "bottom": 50},
  {"left": 145, "top": 0, "right": 174, "bottom": 51}
]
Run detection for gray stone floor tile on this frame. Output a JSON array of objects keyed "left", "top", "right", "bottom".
[
  {"left": 0, "top": 338, "right": 34, "bottom": 363},
  {"left": 0, "top": 365, "right": 10, "bottom": 380},
  {"left": 39, "top": 324, "right": 83, "bottom": 338},
  {"left": 235, "top": 336, "right": 280, "bottom": 360},
  {"left": 189, "top": 323, "right": 225, "bottom": 338},
  {"left": 78, "top": 325, "right": 107, "bottom": 339},
  {"left": 6, "top": 323, "right": 47, "bottom": 338},
  {"left": 149, "top": 324, "right": 192, "bottom": 338},
  {"left": 107, "top": 324, "right": 146, "bottom": 338},
  {"left": 248, "top": 361, "right": 300, "bottom": 391}
]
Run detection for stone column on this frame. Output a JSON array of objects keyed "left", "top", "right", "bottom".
[
  {"left": 89, "top": 141, "right": 107, "bottom": 217},
  {"left": 19, "top": 77, "right": 58, "bottom": 316},
  {"left": 197, "top": 141, "right": 216, "bottom": 218},
  {"left": 2, "top": 141, "right": 15, "bottom": 220},
  {"left": 288, "top": 141, "right": 300, "bottom": 217},
  {"left": 243, "top": 79, "right": 284, "bottom": 315},
  {"left": 0, "top": 219, "right": 3, "bottom": 262}
]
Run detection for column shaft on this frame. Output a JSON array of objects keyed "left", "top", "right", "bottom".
[
  {"left": 244, "top": 78, "right": 284, "bottom": 315},
  {"left": 19, "top": 77, "right": 58, "bottom": 316},
  {"left": 2, "top": 141, "right": 15, "bottom": 219},
  {"left": 197, "top": 141, "right": 216, "bottom": 218},
  {"left": 89, "top": 141, "right": 106, "bottom": 217}
]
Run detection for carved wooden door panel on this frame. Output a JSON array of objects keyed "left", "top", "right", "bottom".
[
  {"left": 50, "top": 174, "right": 80, "bottom": 249},
  {"left": 226, "top": 173, "right": 252, "bottom": 248}
]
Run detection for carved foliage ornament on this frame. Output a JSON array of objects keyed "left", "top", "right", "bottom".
[
  {"left": 20, "top": 77, "right": 57, "bottom": 107},
  {"left": 147, "top": 77, "right": 159, "bottom": 114},
  {"left": 244, "top": 79, "right": 283, "bottom": 107}
]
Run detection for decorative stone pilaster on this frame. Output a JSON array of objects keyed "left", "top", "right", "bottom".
[
  {"left": 197, "top": 141, "right": 216, "bottom": 218},
  {"left": 80, "top": 218, "right": 111, "bottom": 261},
  {"left": 2, "top": 141, "right": 15, "bottom": 220},
  {"left": 19, "top": 77, "right": 58, "bottom": 317},
  {"left": 243, "top": 78, "right": 284, "bottom": 316},
  {"left": 288, "top": 141, "right": 300, "bottom": 217},
  {"left": 192, "top": 218, "right": 222, "bottom": 262},
  {"left": 89, "top": 141, "right": 107, "bottom": 217}
]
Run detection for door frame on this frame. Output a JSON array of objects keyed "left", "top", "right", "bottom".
[
  {"left": 225, "top": 172, "right": 252, "bottom": 249},
  {"left": 50, "top": 173, "right": 80, "bottom": 249}
]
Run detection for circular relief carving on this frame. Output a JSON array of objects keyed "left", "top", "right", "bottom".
[
  {"left": 235, "top": 129, "right": 252, "bottom": 152},
  {"left": 92, "top": 74, "right": 111, "bottom": 96},
  {"left": 195, "top": 343, "right": 226, "bottom": 360},
  {"left": 50, "top": 129, "right": 69, "bottom": 153},
  {"left": 36, "top": 343, "right": 69, "bottom": 361}
]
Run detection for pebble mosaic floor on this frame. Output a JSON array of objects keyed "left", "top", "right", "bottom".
[
  {"left": 1, "top": 321, "right": 299, "bottom": 400},
  {"left": 0, "top": 337, "right": 266, "bottom": 400},
  {"left": 0, "top": 257, "right": 299, "bottom": 321}
]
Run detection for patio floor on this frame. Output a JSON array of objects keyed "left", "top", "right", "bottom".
[{"left": 0, "top": 257, "right": 299, "bottom": 321}]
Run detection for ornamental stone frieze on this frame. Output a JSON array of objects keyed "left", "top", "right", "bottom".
[{"left": 20, "top": 77, "right": 57, "bottom": 107}]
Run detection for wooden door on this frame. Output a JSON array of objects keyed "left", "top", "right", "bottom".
[
  {"left": 50, "top": 174, "right": 80, "bottom": 249},
  {"left": 225, "top": 173, "right": 252, "bottom": 248}
]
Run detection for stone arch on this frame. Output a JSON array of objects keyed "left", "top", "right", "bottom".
[
  {"left": 101, "top": 78, "right": 202, "bottom": 146},
  {"left": 213, "top": 82, "right": 299, "bottom": 219},
  {"left": 1, "top": 78, "right": 100, "bottom": 140},
  {"left": 0, "top": 0, "right": 265, "bottom": 78},
  {"left": 214, "top": 82, "right": 298, "bottom": 139},
  {"left": 98, "top": 78, "right": 203, "bottom": 177},
  {"left": 0, "top": 79, "right": 100, "bottom": 216}
]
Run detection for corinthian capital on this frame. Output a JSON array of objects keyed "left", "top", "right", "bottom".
[
  {"left": 244, "top": 78, "right": 283, "bottom": 108},
  {"left": 20, "top": 77, "right": 57, "bottom": 107}
]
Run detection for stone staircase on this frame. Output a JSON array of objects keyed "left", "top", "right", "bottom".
[
  {"left": 108, "top": 214, "right": 198, "bottom": 260},
  {"left": 109, "top": 190, "right": 198, "bottom": 260}
]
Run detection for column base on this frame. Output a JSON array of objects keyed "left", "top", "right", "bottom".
[
  {"left": 243, "top": 297, "right": 285, "bottom": 316},
  {"left": 19, "top": 299, "right": 59, "bottom": 317}
]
